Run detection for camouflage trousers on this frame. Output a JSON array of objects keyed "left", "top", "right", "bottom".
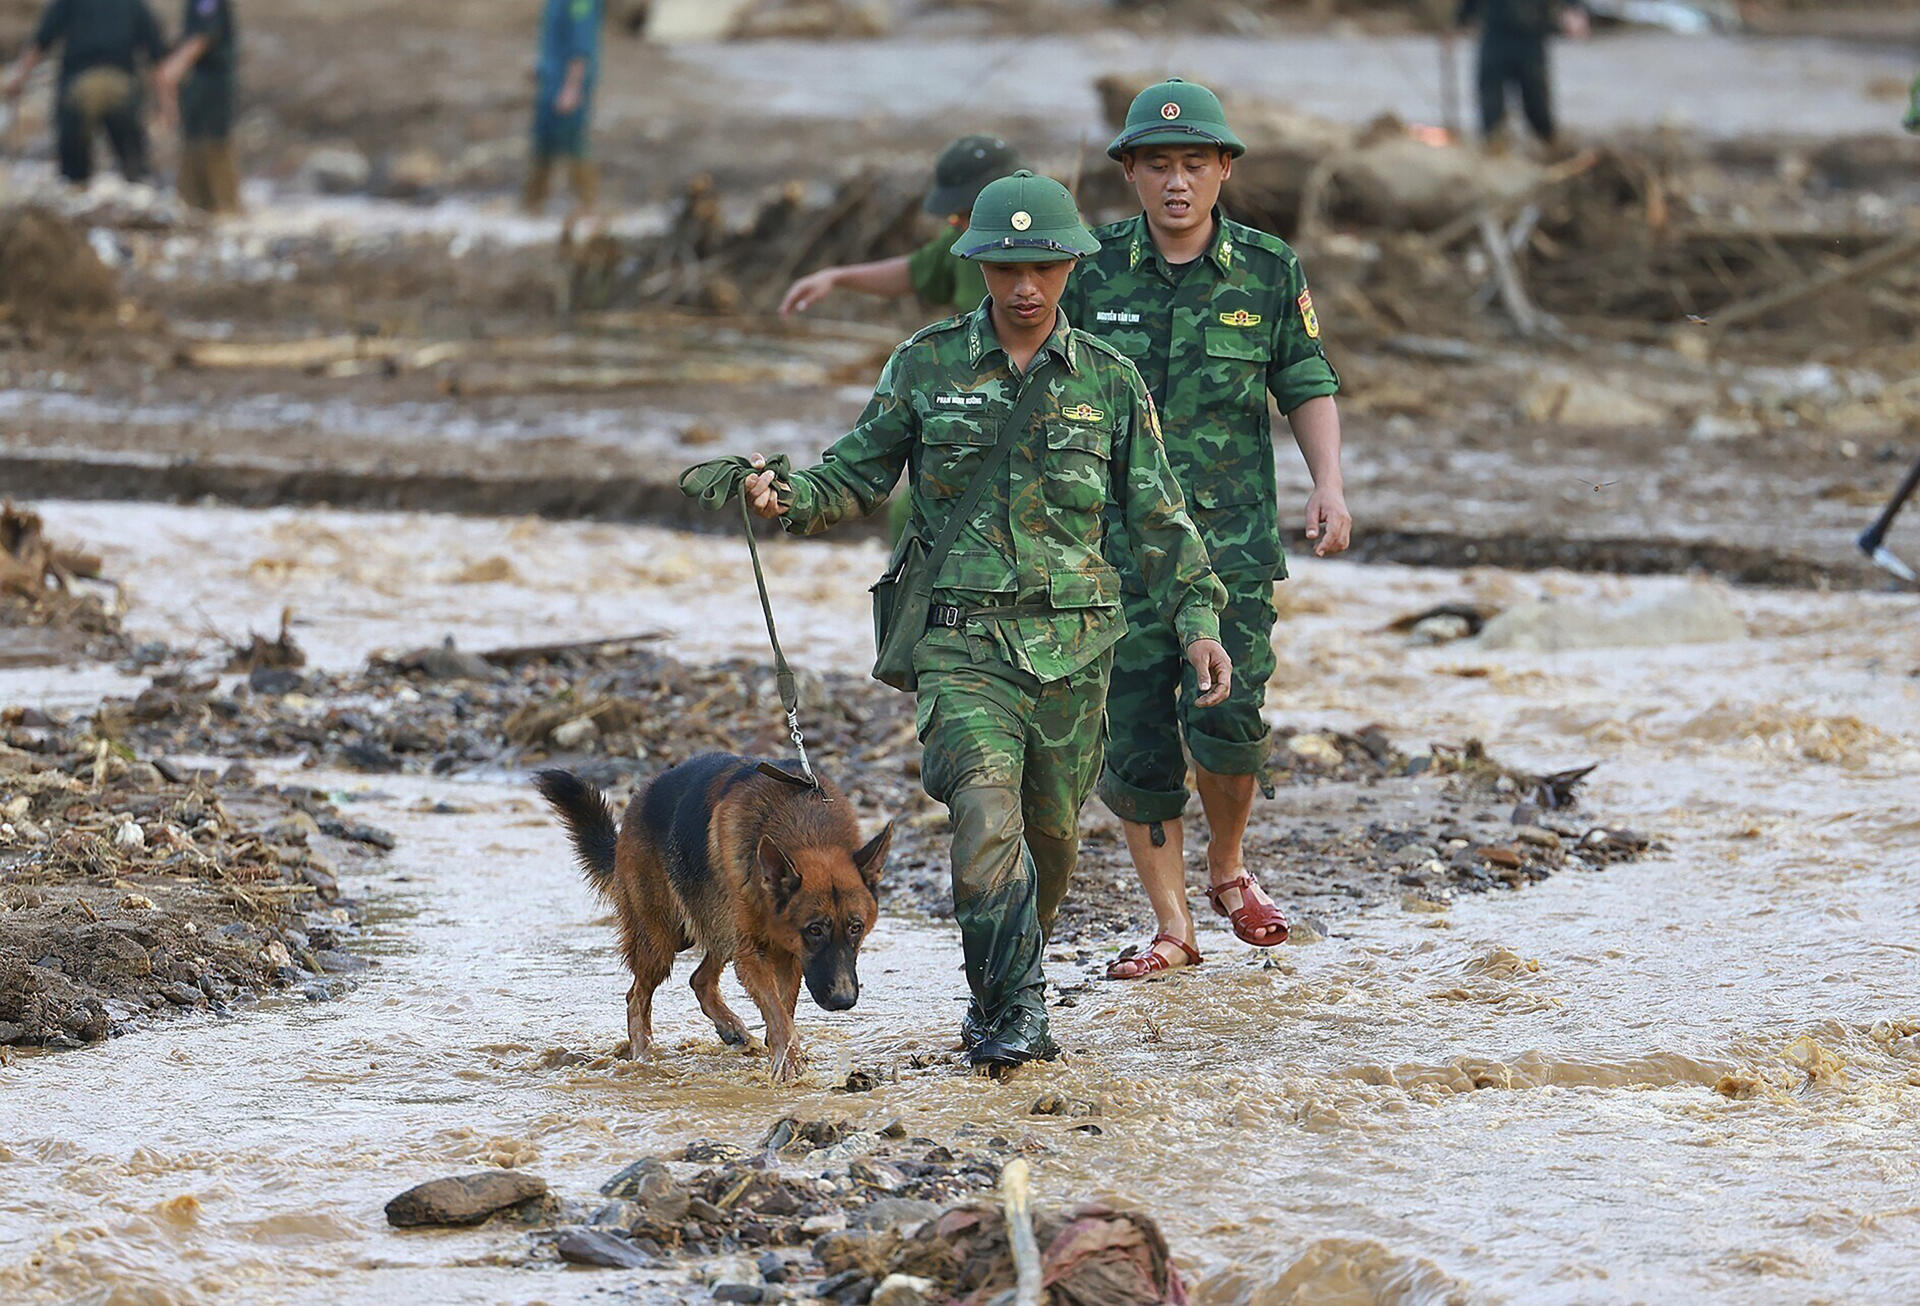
[
  {"left": 1097, "top": 576, "right": 1277, "bottom": 825},
  {"left": 913, "top": 629, "right": 1110, "bottom": 1043}
]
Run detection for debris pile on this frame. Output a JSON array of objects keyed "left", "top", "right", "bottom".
[
  {"left": 461, "top": 1115, "right": 1187, "bottom": 1303},
  {"left": 0, "top": 723, "right": 383, "bottom": 1048},
  {"left": 0, "top": 206, "right": 119, "bottom": 333},
  {"left": 0, "top": 503, "right": 127, "bottom": 667},
  {"left": 571, "top": 170, "right": 928, "bottom": 313}
]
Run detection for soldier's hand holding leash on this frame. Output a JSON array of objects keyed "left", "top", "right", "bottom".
[{"left": 743, "top": 454, "right": 790, "bottom": 518}]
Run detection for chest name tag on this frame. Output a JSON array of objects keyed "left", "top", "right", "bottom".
[
  {"left": 933, "top": 394, "right": 986, "bottom": 408},
  {"left": 1093, "top": 310, "right": 1142, "bottom": 325},
  {"left": 1060, "top": 404, "right": 1104, "bottom": 423},
  {"left": 1218, "top": 309, "right": 1261, "bottom": 328}
]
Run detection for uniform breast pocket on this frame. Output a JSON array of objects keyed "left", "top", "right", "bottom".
[
  {"left": 1043, "top": 420, "right": 1113, "bottom": 514},
  {"left": 1204, "top": 325, "right": 1271, "bottom": 411},
  {"left": 918, "top": 416, "right": 996, "bottom": 499}
]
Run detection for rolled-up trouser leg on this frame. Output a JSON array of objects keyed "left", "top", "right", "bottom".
[{"left": 949, "top": 783, "right": 1045, "bottom": 1035}]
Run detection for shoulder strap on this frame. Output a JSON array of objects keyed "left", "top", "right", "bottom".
[{"left": 920, "top": 354, "right": 1057, "bottom": 578}]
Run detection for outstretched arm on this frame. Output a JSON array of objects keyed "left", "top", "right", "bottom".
[{"left": 780, "top": 256, "right": 915, "bottom": 315}]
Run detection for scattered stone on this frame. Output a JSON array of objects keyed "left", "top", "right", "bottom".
[
  {"left": 248, "top": 666, "right": 304, "bottom": 696},
  {"left": 599, "top": 1157, "right": 690, "bottom": 1224},
  {"left": 758, "top": 1250, "right": 787, "bottom": 1282},
  {"left": 552, "top": 715, "right": 600, "bottom": 750},
  {"left": 1286, "top": 732, "right": 1345, "bottom": 769},
  {"left": 556, "top": 1226, "right": 656, "bottom": 1268},
  {"left": 851, "top": 1198, "right": 942, "bottom": 1231},
  {"left": 1514, "top": 825, "right": 1561, "bottom": 849},
  {"left": 870, "top": 1273, "right": 936, "bottom": 1306},
  {"left": 384, "top": 1170, "right": 548, "bottom": 1228},
  {"left": 302, "top": 144, "right": 371, "bottom": 194}
]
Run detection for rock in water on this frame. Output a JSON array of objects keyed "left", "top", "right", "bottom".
[
  {"left": 1477, "top": 583, "right": 1747, "bottom": 653},
  {"left": 598, "top": 1157, "right": 691, "bottom": 1223},
  {"left": 555, "top": 1226, "right": 655, "bottom": 1269},
  {"left": 384, "top": 1170, "right": 547, "bottom": 1227}
]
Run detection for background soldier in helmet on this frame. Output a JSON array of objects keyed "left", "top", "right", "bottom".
[
  {"left": 2, "top": 0, "right": 168, "bottom": 186},
  {"left": 155, "top": 0, "right": 240, "bottom": 213},
  {"left": 1458, "top": 0, "right": 1589, "bottom": 146},
  {"left": 779, "top": 134, "right": 1023, "bottom": 318},
  {"left": 732, "top": 171, "right": 1230, "bottom": 1072},
  {"left": 1061, "top": 77, "right": 1350, "bottom": 980}
]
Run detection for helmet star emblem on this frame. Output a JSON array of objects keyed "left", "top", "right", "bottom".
[
  {"left": 1161, "top": 102, "right": 1181, "bottom": 120},
  {"left": 1010, "top": 210, "right": 1032, "bottom": 231}
]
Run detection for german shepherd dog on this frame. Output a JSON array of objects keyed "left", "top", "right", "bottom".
[{"left": 536, "top": 755, "right": 892, "bottom": 1082}]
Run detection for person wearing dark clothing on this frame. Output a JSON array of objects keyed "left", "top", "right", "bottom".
[
  {"left": 3, "top": 0, "right": 168, "bottom": 184},
  {"left": 157, "top": 0, "right": 240, "bottom": 212},
  {"left": 1457, "top": 0, "right": 1587, "bottom": 145}
]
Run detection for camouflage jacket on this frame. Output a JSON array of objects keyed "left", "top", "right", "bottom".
[
  {"left": 1060, "top": 209, "right": 1339, "bottom": 588},
  {"left": 906, "top": 228, "right": 989, "bottom": 314},
  {"left": 780, "top": 301, "right": 1226, "bottom": 683}
]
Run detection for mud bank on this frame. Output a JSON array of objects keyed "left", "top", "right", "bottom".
[{"left": 0, "top": 730, "right": 386, "bottom": 1051}]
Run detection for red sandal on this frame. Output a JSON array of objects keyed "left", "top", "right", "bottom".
[
  {"left": 1205, "top": 874, "right": 1289, "bottom": 947},
  {"left": 1105, "top": 932, "right": 1202, "bottom": 980}
]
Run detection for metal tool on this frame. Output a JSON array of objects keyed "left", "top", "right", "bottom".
[{"left": 1856, "top": 451, "right": 1920, "bottom": 583}]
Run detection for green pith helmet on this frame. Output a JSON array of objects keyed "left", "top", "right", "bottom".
[
  {"left": 926, "top": 134, "right": 1022, "bottom": 216},
  {"left": 951, "top": 170, "right": 1101, "bottom": 263},
  {"left": 1107, "top": 77, "right": 1246, "bottom": 160}
]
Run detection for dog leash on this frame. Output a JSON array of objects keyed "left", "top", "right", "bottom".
[{"left": 740, "top": 494, "right": 822, "bottom": 794}]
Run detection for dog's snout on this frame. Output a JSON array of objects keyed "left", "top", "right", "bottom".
[{"left": 819, "top": 986, "right": 859, "bottom": 1012}]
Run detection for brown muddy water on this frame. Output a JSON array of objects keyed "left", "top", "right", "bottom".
[{"left": 4, "top": 499, "right": 1919, "bottom": 1303}]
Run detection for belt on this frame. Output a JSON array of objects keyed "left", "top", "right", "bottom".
[{"left": 928, "top": 602, "right": 1052, "bottom": 628}]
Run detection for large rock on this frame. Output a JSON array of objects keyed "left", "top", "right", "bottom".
[
  {"left": 1523, "top": 376, "right": 1670, "bottom": 428},
  {"left": 1477, "top": 584, "right": 1747, "bottom": 652},
  {"left": 384, "top": 1170, "right": 547, "bottom": 1228}
]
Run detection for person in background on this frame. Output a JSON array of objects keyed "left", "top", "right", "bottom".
[
  {"left": 1457, "top": 0, "right": 1588, "bottom": 147},
  {"left": 3, "top": 0, "right": 168, "bottom": 186},
  {"left": 780, "top": 134, "right": 1022, "bottom": 319},
  {"left": 524, "top": 0, "right": 602, "bottom": 215},
  {"left": 155, "top": 0, "right": 240, "bottom": 213}
]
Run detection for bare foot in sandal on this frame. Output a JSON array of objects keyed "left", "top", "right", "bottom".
[
  {"left": 1105, "top": 931, "right": 1203, "bottom": 980},
  {"left": 1206, "top": 871, "right": 1289, "bottom": 946}
]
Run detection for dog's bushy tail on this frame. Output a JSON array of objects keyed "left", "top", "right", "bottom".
[{"left": 535, "top": 769, "right": 619, "bottom": 892}]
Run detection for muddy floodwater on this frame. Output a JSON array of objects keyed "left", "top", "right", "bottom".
[{"left": 4, "top": 500, "right": 1919, "bottom": 1304}]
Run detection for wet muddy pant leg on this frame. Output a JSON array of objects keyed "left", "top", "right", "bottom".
[
  {"left": 1183, "top": 576, "right": 1275, "bottom": 779},
  {"left": 914, "top": 649, "right": 1046, "bottom": 1037},
  {"left": 1098, "top": 592, "right": 1190, "bottom": 825},
  {"left": 1022, "top": 652, "right": 1110, "bottom": 936},
  {"left": 949, "top": 784, "right": 1045, "bottom": 1033}
]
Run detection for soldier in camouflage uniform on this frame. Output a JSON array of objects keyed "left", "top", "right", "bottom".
[
  {"left": 1060, "top": 78, "right": 1351, "bottom": 979},
  {"left": 780, "top": 135, "right": 1020, "bottom": 318},
  {"left": 743, "top": 171, "right": 1229, "bottom": 1071}
]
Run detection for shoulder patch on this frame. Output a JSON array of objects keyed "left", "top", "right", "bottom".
[
  {"left": 1070, "top": 329, "right": 1132, "bottom": 366},
  {"left": 903, "top": 313, "right": 967, "bottom": 347},
  {"left": 1220, "top": 218, "right": 1298, "bottom": 264}
]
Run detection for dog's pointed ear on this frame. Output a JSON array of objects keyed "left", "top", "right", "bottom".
[
  {"left": 853, "top": 820, "right": 893, "bottom": 895},
  {"left": 758, "top": 835, "right": 801, "bottom": 905}
]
